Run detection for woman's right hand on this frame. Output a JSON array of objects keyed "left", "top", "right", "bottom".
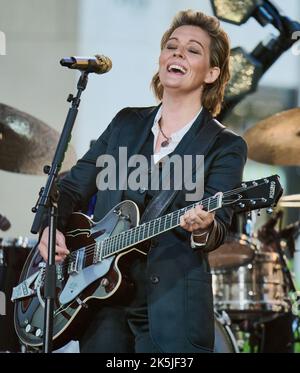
[{"left": 38, "top": 227, "right": 70, "bottom": 263}]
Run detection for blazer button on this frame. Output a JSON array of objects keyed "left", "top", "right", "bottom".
[{"left": 150, "top": 275, "right": 160, "bottom": 284}]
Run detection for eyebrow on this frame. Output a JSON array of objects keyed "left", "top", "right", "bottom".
[{"left": 167, "top": 37, "right": 205, "bottom": 51}]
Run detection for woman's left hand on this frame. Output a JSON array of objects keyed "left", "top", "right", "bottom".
[{"left": 180, "top": 204, "right": 215, "bottom": 234}]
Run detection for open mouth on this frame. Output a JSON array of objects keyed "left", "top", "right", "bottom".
[{"left": 167, "top": 64, "right": 187, "bottom": 75}]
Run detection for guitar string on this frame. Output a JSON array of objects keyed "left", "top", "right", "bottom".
[
  {"left": 58, "top": 198, "right": 211, "bottom": 271},
  {"left": 58, "top": 182, "right": 271, "bottom": 272},
  {"left": 68, "top": 181, "right": 266, "bottom": 261},
  {"left": 58, "top": 181, "right": 270, "bottom": 271}
]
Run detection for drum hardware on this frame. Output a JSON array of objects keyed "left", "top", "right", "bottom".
[{"left": 279, "top": 195, "right": 300, "bottom": 208}]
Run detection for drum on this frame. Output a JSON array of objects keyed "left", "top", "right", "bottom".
[
  {"left": 214, "top": 311, "right": 239, "bottom": 353},
  {"left": 209, "top": 234, "right": 256, "bottom": 271},
  {"left": 0, "top": 237, "right": 37, "bottom": 352},
  {"left": 212, "top": 250, "right": 291, "bottom": 321}
]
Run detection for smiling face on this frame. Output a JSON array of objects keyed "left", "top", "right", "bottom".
[{"left": 158, "top": 25, "right": 220, "bottom": 98}]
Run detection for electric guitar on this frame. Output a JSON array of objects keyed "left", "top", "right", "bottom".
[{"left": 13, "top": 175, "right": 283, "bottom": 349}]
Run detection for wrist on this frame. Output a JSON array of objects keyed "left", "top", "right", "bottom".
[{"left": 192, "top": 222, "right": 214, "bottom": 237}]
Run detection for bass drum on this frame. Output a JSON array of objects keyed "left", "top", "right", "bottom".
[{"left": 214, "top": 311, "right": 239, "bottom": 353}]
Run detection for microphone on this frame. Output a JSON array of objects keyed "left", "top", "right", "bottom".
[{"left": 60, "top": 54, "right": 112, "bottom": 74}]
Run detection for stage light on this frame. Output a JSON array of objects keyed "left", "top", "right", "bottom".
[
  {"left": 225, "top": 47, "right": 263, "bottom": 100},
  {"left": 210, "top": 0, "right": 264, "bottom": 25}
]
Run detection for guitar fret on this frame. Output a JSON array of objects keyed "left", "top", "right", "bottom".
[
  {"left": 102, "top": 241, "right": 106, "bottom": 257},
  {"left": 138, "top": 225, "right": 142, "bottom": 242},
  {"left": 101, "top": 196, "right": 223, "bottom": 259},
  {"left": 142, "top": 224, "right": 146, "bottom": 240}
]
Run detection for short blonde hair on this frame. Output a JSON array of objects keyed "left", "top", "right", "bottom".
[{"left": 151, "top": 10, "right": 231, "bottom": 117}]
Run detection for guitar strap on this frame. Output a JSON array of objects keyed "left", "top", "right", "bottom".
[{"left": 140, "top": 118, "right": 225, "bottom": 224}]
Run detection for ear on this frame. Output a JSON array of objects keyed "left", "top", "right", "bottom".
[{"left": 204, "top": 66, "right": 220, "bottom": 84}]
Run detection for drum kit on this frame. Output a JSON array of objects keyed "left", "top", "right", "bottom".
[
  {"left": 0, "top": 103, "right": 300, "bottom": 353},
  {"left": 212, "top": 108, "right": 300, "bottom": 353}
]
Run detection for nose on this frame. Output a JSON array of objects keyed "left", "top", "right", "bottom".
[{"left": 173, "top": 46, "right": 185, "bottom": 58}]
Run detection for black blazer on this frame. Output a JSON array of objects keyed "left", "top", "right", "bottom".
[{"left": 57, "top": 105, "right": 247, "bottom": 352}]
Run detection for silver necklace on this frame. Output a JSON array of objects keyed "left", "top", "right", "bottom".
[{"left": 158, "top": 120, "right": 171, "bottom": 147}]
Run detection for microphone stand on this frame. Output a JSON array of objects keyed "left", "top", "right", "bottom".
[{"left": 31, "top": 70, "right": 89, "bottom": 353}]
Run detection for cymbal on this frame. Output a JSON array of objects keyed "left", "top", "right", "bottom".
[
  {"left": 0, "top": 103, "right": 77, "bottom": 175},
  {"left": 243, "top": 108, "right": 300, "bottom": 166},
  {"left": 278, "top": 194, "right": 300, "bottom": 208}
]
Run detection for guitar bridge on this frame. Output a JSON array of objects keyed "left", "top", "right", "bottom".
[{"left": 68, "top": 248, "right": 85, "bottom": 274}]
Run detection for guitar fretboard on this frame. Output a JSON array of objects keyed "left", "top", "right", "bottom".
[{"left": 97, "top": 194, "right": 222, "bottom": 259}]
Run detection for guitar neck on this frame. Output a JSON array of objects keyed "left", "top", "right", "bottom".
[{"left": 98, "top": 193, "right": 223, "bottom": 259}]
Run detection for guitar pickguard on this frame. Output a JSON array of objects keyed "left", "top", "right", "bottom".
[{"left": 59, "top": 256, "right": 114, "bottom": 305}]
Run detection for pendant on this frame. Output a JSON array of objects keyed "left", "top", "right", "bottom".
[{"left": 161, "top": 140, "right": 170, "bottom": 147}]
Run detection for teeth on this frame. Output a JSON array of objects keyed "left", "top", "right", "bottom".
[{"left": 168, "top": 64, "right": 187, "bottom": 74}]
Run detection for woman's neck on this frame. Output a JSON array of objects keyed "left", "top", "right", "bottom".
[{"left": 160, "top": 92, "right": 203, "bottom": 132}]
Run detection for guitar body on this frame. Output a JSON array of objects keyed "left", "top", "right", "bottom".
[{"left": 14, "top": 200, "right": 147, "bottom": 349}]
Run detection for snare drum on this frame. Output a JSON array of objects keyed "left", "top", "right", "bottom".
[
  {"left": 209, "top": 234, "right": 256, "bottom": 271},
  {"left": 212, "top": 250, "right": 291, "bottom": 321}
]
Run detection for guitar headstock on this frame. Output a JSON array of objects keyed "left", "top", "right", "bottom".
[{"left": 222, "top": 175, "right": 283, "bottom": 213}]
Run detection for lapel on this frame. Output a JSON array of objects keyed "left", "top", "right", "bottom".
[{"left": 108, "top": 105, "right": 161, "bottom": 208}]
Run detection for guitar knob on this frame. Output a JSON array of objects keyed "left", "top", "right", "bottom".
[
  {"left": 25, "top": 324, "right": 35, "bottom": 334},
  {"left": 35, "top": 328, "right": 43, "bottom": 338}
]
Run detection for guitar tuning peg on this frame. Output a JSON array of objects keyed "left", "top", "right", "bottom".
[{"left": 266, "top": 208, "right": 273, "bottom": 214}]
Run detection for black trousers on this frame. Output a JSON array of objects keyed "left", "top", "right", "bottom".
[
  {"left": 79, "top": 257, "right": 161, "bottom": 353},
  {"left": 79, "top": 304, "right": 160, "bottom": 353}
]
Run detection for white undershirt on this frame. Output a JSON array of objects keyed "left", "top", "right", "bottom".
[{"left": 151, "top": 106, "right": 203, "bottom": 165}]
